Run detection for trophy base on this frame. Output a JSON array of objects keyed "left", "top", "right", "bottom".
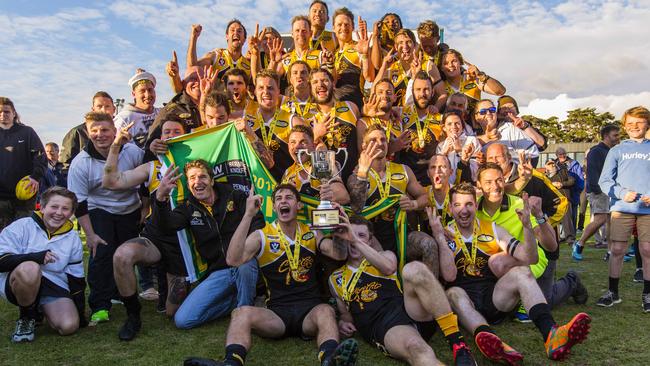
[{"left": 311, "top": 208, "right": 340, "bottom": 230}]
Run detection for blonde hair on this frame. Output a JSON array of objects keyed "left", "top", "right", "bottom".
[
  {"left": 417, "top": 20, "right": 440, "bottom": 39},
  {"left": 621, "top": 106, "right": 650, "bottom": 124}
]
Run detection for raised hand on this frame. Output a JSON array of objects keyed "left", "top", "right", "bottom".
[
  {"left": 465, "top": 61, "right": 480, "bottom": 80},
  {"left": 510, "top": 112, "right": 527, "bottom": 129},
  {"left": 382, "top": 49, "right": 398, "bottom": 67},
  {"left": 248, "top": 23, "right": 261, "bottom": 56},
  {"left": 515, "top": 192, "right": 533, "bottom": 229},
  {"left": 362, "top": 93, "right": 380, "bottom": 117},
  {"left": 392, "top": 131, "right": 412, "bottom": 152},
  {"left": 156, "top": 164, "right": 182, "bottom": 201},
  {"left": 269, "top": 37, "right": 284, "bottom": 63},
  {"left": 527, "top": 195, "right": 544, "bottom": 218},
  {"left": 355, "top": 16, "right": 370, "bottom": 55},
  {"left": 245, "top": 184, "right": 263, "bottom": 217},
  {"left": 358, "top": 140, "right": 383, "bottom": 176},
  {"left": 460, "top": 142, "right": 474, "bottom": 163},
  {"left": 409, "top": 48, "right": 422, "bottom": 77},
  {"left": 191, "top": 24, "right": 202, "bottom": 40},
  {"left": 199, "top": 65, "right": 218, "bottom": 96},
  {"left": 114, "top": 121, "right": 134, "bottom": 146},
  {"left": 322, "top": 49, "right": 334, "bottom": 65},
  {"left": 517, "top": 150, "right": 533, "bottom": 182},
  {"left": 166, "top": 50, "right": 179, "bottom": 78}
]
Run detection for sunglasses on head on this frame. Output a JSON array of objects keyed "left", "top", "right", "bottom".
[{"left": 477, "top": 107, "right": 497, "bottom": 115}]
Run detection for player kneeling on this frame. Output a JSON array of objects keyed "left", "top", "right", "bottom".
[
  {"left": 330, "top": 215, "right": 477, "bottom": 366},
  {"left": 0, "top": 187, "right": 86, "bottom": 342}
]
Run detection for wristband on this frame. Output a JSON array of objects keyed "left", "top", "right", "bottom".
[{"left": 535, "top": 214, "right": 548, "bottom": 225}]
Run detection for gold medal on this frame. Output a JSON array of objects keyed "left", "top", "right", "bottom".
[{"left": 418, "top": 138, "right": 425, "bottom": 148}]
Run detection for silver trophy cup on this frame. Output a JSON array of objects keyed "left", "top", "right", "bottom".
[{"left": 296, "top": 148, "right": 348, "bottom": 229}]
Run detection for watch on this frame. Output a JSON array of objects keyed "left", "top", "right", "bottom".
[{"left": 535, "top": 214, "right": 548, "bottom": 225}]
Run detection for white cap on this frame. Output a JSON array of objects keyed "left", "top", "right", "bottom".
[{"left": 128, "top": 70, "right": 156, "bottom": 89}]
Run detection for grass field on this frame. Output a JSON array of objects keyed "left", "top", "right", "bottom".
[{"left": 1, "top": 238, "right": 647, "bottom": 365}]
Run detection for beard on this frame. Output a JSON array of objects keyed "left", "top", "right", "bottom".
[
  {"left": 414, "top": 96, "right": 431, "bottom": 110},
  {"left": 314, "top": 88, "right": 333, "bottom": 104}
]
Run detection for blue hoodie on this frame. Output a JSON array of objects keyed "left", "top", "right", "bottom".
[{"left": 599, "top": 139, "right": 650, "bottom": 214}]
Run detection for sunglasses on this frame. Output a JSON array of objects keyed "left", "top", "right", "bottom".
[{"left": 477, "top": 107, "right": 497, "bottom": 115}]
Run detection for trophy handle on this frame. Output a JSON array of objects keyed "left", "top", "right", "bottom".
[
  {"left": 296, "top": 149, "right": 320, "bottom": 180},
  {"left": 332, "top": 148, "right": 349, "bottom": 179}
]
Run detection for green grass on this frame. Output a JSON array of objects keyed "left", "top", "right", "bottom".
[{"left": 1, "top": 239, "right": 647, "bottom": 365}]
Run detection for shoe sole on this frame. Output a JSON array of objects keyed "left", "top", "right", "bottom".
[
  {"left": 475, "top": 332, "right": 523, "bottom": 366},
  {"left": 11, "top": 335, "right": 34, "bottom": 343},
  {"left": 596, "top": 298, "right": 622, "bottom": 307},
  {"left": 332, "top": 339, "right": 359, "bottom": 366},
  {"left": 548, "top": 313, "right": 591, "bottom": 361}
]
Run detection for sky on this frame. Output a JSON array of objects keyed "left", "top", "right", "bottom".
[{"left": 1, "top": 0, "right": 649, "bottom": 145}]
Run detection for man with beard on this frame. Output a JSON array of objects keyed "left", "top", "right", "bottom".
[
  {"left": 188, "top": 21, "right": 251, "bottom": 80},
  {"left": 309, "top": 68, "right": 359, "bottom": 181},
  {"left": 242, "top": 69, "right": 305, "bottom": 181},
  {"left": 357, "top": 79, "right": 411, "bottom": 161},
  {"left": 282, "top": 125, "right": 349, "bottom": 205},
  {"left": 147, "top": 67, "right": 204, "bottom": 158},
  {"left": 348, "top": 126, "right": 440, "bottom": 275},
  {"left": 153, "top": 160, "right": 264, "bottom": 330},
  {"left": 103, "top": 119, "right": 188, "bottom": 340},
  {"left": 396, "top": 71, "right": 443, "bottom": 185},
  {"left": 114, "top": 70, "right": 160, "bottom": 149},
  {"left": 331, "top": 8, "right": 374, "bottom": 110},
  {"left": 308, "top": 1, "right": 337, "bottom": 53},
  {"left": 281, "top": 61, "right": 315, "bottom": 121},
  {"left": 330, "top": 215, "right": 477, "bottom": 366},
  {"left": 68, "top": 112, "right": 144, "bottom": 324},
  {"left": 278, "top": 16, "right": 334, "bottom": 81},
  {"left": 184, "top": 184, "right": 358, "bottom": 366},
  {"left": 223, "top": 68, "right": 251, "bottom": 120},
  {"left": 442, "top": 181, "right": 591, "bottom": 363}
]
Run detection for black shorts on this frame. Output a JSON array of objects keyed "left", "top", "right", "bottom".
[
  {"left": 359, "top": 297, "right": 436, "bottom": 353},
  {"left": 460, "top": 281, "right": 509, "bottom": 325},
  {"left": 139, "top": 232, "right": 187, "bottom": 277},
  {"left": 5, "top": 274, "right": 69, "bottom": 306},
  {"left": 269, "top": 298, "right": 322, "bottom": 338}
]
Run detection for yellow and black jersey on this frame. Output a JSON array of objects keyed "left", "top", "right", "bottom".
[
  {"left": 365, "top": 162, "right": 409, "bottom": 252},
  {"left": 421, "top": 51, "right": 441, "bottom": 74},
  {"left": 211, "top": 49, "right": 251, "bottom": 80},
  {"left": 395, "top": 104, "right": 442, "bottom": 184},
  {"left": 310, "top": 30, "right": 337, "bottom": 53},
  {"left": 280, "top": 96, "right": 316, "bottom": 121},
  {"left": 446, "top": 218, "right": 501, "bottom": 287},
  {"left": 334, "top": 45, "right": 365, "bottom": 108},
  {"left": 387, "top": 61, "right": 410, "bottom": 106},
  {"left": 281, "top": 49, "right": 322, "bottom": 74},
  {"left": 330, "top": 261, "right": 403, "bottom": 325},
  {"left": 257, "top": 221, "right": 321, "bottom": 306},
  {"left": 443, "top": 73, "right": 481, "bottom": 102},
  {"left": 281, "top": 163, "right": 321, "bottom": 198},
  {"left": 243, "top": 103, "right": 295, "bottom": 181},
  {"left": 145, "top": 160, "right": 163, "bottom": 194},
  {"left": 311, "top": 101, "right": 359, "bottom": 181},
  {"left": 363, "top": 116, "right": 404, "bottom": 142}
]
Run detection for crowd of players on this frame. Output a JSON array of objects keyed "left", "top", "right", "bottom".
[{"left": 2, "top": 2, "right": 650, "bottom": 365}]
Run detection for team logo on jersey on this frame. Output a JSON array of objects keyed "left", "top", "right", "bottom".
[
  {"left": 179, "top": 113, "right": 192, "bottom": 119},
  {"left": 336, "top": 106, "right": 349, "bottom": 113},
  {"left": 275, "top": 120, "right": 289, "bottom": 128},
  {"left": 477, "top": 234, "right": 494, "bottom": 242},
  {"left": 306, "top": 55, "right": 319, "bottom": 61},
  {"left": 283, "top": 58, "right": 291, "bottom": 65},
  {"left": 391, "top": 74, "right": 399, "bottom": 83},
  {"left": 464, "top": 83, "right": 477, "bottom": 90},
  {"left": 227, "top": 200, "right": 235, "bottom": 212},
  {"left": 391, "top": 173, "right": 406, "bottom": 181},
  {"left": 336, "top": 274, "right": 343, "bottom": 286},
  {"left": 270, "top": 242, "right": 281, "bottom": 253},
  {"left": 402, "top": 116, "right": 410, "bottom": 124},
  {"left": 218, "top": 57, "right": 226, "bottom": 66},
  {"left": 447, "top": 239, "right": 456, "bottom": 252},
  {"left": 302, "top": 232, "right": 314, "bottom": 241}
]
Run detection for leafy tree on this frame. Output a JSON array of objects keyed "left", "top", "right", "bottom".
[{"left": 523, "top": 108, "right": 618, "bottom": 143}]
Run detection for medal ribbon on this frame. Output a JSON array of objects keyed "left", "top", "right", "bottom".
[
  {"left": 257, "top": 109, "right": 280, "bottom": 147},
  {"left": 370, "top": 166, "right": 392, "bottom": 199},
  {"left": 342, "top": 259, "right": 369, "bottom": 302},
  {"left": 411, "top": 108, "right": 432, "bottom": 147},
  {"left": 452, "top": 218, "right": 480, "bottom": 275},
  {"left": 275, "top": 222, "right": 302, "bottom": 271},
  {"left": 428, "top": 186, "right": 449, "bottom": 224},
  {"left": 292, "top": 96, "right": 312, "bottom": 118}
]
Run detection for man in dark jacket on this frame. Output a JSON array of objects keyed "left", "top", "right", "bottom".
[
  {"left": 572, "top": 124, "right": 620, "bottom": 260},
  {"left": 0, "top": 97, "right": 47, "bottom": 230},
  {"left": 153, "top": 159, "right": 264, "bottom": 330}
]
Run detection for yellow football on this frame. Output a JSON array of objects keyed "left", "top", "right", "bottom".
[{"left": 15, "top": 176, "right": 36, "bottom": 201}]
